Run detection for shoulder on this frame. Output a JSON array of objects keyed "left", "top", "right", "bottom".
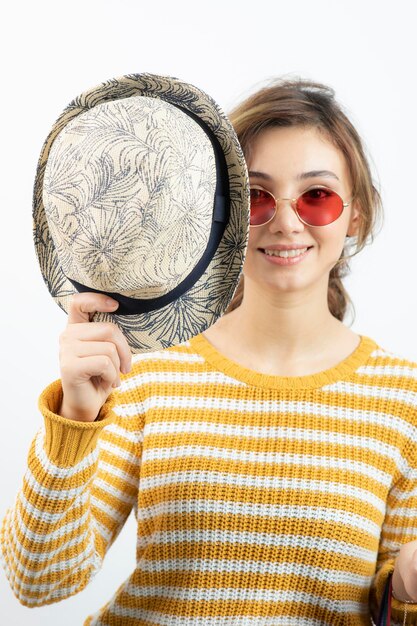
[
  {"left": 365, "top": 335, "right": 417, "bottom": 367},
  {"left": 361, "top": 334, "right": 417, "bottom": 388}
]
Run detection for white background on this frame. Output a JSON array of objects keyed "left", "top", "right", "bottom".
[{"left": 1, "top": 1, "right": 416, "bottom": 624}]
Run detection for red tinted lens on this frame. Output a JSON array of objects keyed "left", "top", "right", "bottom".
[
  {"left": 250, "top": 189, "right": 276, "bottom": 225},
  {"left": 296, "top": 188, "right": 344, "bottom": 226}
]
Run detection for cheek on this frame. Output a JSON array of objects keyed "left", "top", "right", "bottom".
[
  {"left": 316, "top": 220, "right": 348, "bottom": 248},
  {"left": 247, "top": 227, "right": 267, "bottom": 252},
  {"left": 242, "top": 233, "right": 261, "bottom": 275},
  {"left": 247, "top": 228, "right": 265, "bottom": 253}
]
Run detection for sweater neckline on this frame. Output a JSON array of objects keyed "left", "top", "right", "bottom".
[{"left": 189, "top": 332, "right": 379, "bottom": 390}]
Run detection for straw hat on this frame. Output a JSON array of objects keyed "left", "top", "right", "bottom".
[{"left": 33, "top": 73, "right": 250, "bottom": 352}]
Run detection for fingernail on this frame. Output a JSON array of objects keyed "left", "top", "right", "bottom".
[{"left": 106, "top": 298, "right": 118, "bottom": 308}]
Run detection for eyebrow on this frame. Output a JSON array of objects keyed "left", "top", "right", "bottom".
[{"left": 248, "top": 169, "right": 340, "bottom": 181}]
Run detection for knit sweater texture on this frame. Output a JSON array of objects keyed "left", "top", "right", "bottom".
[{"left": 2, "top": 332, "right": 417, "bottom": 625}]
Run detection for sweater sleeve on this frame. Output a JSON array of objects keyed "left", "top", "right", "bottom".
[
  {"left": 0, "top": 376, "right": 145, "bottom": 608},
  {"left": 370, "top": 435, "right": 417, "bottom": 624}
]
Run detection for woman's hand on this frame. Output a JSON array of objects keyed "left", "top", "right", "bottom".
[
  {"left": 58, "top": 292, "right": 132, "bottom": 422},
  {"left": 392, "top": 539, "right": 417, "bottom": 602}
]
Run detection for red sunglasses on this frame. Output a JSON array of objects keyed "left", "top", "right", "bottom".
[{"left": 250, "top": 187, "right": 351, "bottom": 227}]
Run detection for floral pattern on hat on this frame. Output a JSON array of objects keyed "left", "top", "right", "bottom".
[{"left": 33, "top": 73, "right": 250, "bottom": 353}]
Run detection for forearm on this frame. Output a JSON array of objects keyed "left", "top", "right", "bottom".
[
  {"left": 0, "top": 428, "right": 105, "bottom": 607},
  {"left": 0, "top": 379, "right": 117, "bottom": 606}
]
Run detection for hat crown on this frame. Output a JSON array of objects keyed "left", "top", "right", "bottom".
[{"left": 42, "top": 96, "right": 216, "bottom": 298}]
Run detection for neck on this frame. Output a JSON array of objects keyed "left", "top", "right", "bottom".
[{"left": 220, "top": 277, "right": 346, "bottom": 363}]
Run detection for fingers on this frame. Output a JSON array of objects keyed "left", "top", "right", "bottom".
[
  {"left": 70, "top": 341, "right": 123, "bottom": 381},
  {"left": 67, "top": 292, "right": 119, "bottom": 325},
  {"left": 64, "top": 293, "right": 132, "bottom": 374},
  {"left": 60, "top": 354, "right": 121, "bottom": 389}
]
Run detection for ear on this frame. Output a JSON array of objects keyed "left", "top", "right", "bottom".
[{"left": 346, "top": 201, "right": 361, "bottom": 237}]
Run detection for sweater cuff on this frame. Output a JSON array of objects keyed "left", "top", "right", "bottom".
[
  {"left": 374, "top": 559, "right": 417, "bottom": 623},
  {"left": 38, "top": 379, "right": 116, "bottom": 467}
]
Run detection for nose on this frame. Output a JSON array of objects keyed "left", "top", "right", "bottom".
[{"left": 268, "top": 198, "right": 305, "bottom": 234}]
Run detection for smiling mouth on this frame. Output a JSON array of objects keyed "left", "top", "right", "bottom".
[{"left": 258, "top": 246, "right": 314, "bottom": 256}]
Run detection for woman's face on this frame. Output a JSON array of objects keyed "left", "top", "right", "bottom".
[{"left": 243, "top": 125, "right": 361, "bottom": 297}]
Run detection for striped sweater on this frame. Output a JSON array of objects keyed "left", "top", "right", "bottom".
[{"left": 2, "top": 331, "right": 417, "bottom": 625}]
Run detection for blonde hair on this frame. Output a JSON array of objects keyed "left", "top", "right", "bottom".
[{"left": 224, "top": 78, "right": 383, "bottom": 323}]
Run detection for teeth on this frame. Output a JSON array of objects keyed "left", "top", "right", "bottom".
[{"left": 264, "top": 248, "right": 308, "bottom": 258}]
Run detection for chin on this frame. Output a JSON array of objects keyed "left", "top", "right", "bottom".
[{"left": 259, "top": 274, "right": 310, "bottom": 292}]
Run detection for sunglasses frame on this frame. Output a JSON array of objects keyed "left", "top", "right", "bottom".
[{"left": 249, "top": 186, "right": 352, "bottom": 228}]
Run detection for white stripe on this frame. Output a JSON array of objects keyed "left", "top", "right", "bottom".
[
  {"left": 98, "top": 439, "right": 141, "bottom": 466},
  {"left": 24, "top": 466, "right": 93, "bottom": 500},
  {"left": 132, "top": 350, "right": 204, "bottom": 364},
  {"left": 12, "top": 505, "right": 90, "bottom": 543},
  {"left": 136, "top": 499, "right": 380, "bottom": 538},
  {"left": 270, "top": 608, "right": 358, "bottom": 626},
  {"left": 129, "top": 364, "right": 417, "bottom": 388},
  {"left": 2, "top": 560, "right": 94, "bottom": 605},
  {"left": 394, "top": 457, "right": 417, "bottom": 482},
  {"left": 388, "top": 484, "right": 417, "bottom": 501},
  {"left": 97, "top": 459, "right": 139, "bottom": 488},
  {"left": 91, "top": 494, "right": 126, "bottom": 524},
  {"left": 34, "top": 428, "right": 98, "bottom": 477},
  {"left": 5, "top": 559, "right": 91, "bottom": 594},
  {"left": 18, "top": 489, "right": 89, "bottom": 524},
  {"left": 2, "top": 511, "right": 105, "bottom": 578},
  {"left": 3, "top": 577, "right": 86, "bottom": 606},
  {"left": 3, "top": 532, "right": 98, "bottom": 577},
  {"left": 135, "top": 557, "right": 372, "bottom": 586},
  {"left": 94, "top": 477, "right": 136, "bottom": 506},
  {"left": 381, "top": 523, "right": 417, "bottom": 536},
  {"left": 15, "top": 491, "right": 111, "bottom": 548},
  {"left": 357, "top": 365, "right": 417, "bottom": 378},
  {"left": 380, "top": 538, "right": 405, "bottom": 551},
  {"left": 136, "top": 529, "right": 375, "bottom": 562},
  {"left": 139, "top": 470, "right": 385, "bottom": 514},
  {"left": 265, "top": 620, "right": 344, "bottom": 626},
  {"left": 121, "top": 583, "right": 366, "bottom": 614},
  {"left": 104, "top": 422, "right": 144, "bottom": 445},
  {"left": 141, "top": 393, "right": 417, "bottom": 441},
  {"left": 91, "top": 513, "right": 112, "bottom": 544},
  {"left": 90, "top": 608, "right": 339, "bottom": 626},
  {"left": 145, "top": 445, "right": 391, "bottom": 487},
  {"left": 92, "top": 518, "right": 113, "bottom": 544},
  {"left": 385, "top": 505, "right": 417, "bottom": 517},
  {"left": 111, "top": 402, "right": 146, "bottom": 418},
  {"left": 322, "top": 381, "right": 417, "bottom": 420},
  {"left": 144, "top": 415, "right": 402, "bottom": 466},
  {"left": 6, "top": 518, "right": 90, "bottom": 562},
  {"left": 124, "top": 370, "right": 244, "bottom": 387}
]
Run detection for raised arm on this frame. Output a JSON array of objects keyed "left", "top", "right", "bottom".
[{"left": 0, "top": 292, "right": 144, "bottom": 606}]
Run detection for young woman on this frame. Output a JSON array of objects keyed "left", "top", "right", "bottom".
[{"left": 2, "top": 78, "right": 417, "bottom": 625}]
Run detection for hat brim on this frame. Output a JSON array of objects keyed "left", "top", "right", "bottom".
[{"left": 33, "top": 73, "right": 250, "bottom": 353}]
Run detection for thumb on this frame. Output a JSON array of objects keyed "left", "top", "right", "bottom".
[{"left": 67, "top": 293, "right": 119, "bottom": 325}]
